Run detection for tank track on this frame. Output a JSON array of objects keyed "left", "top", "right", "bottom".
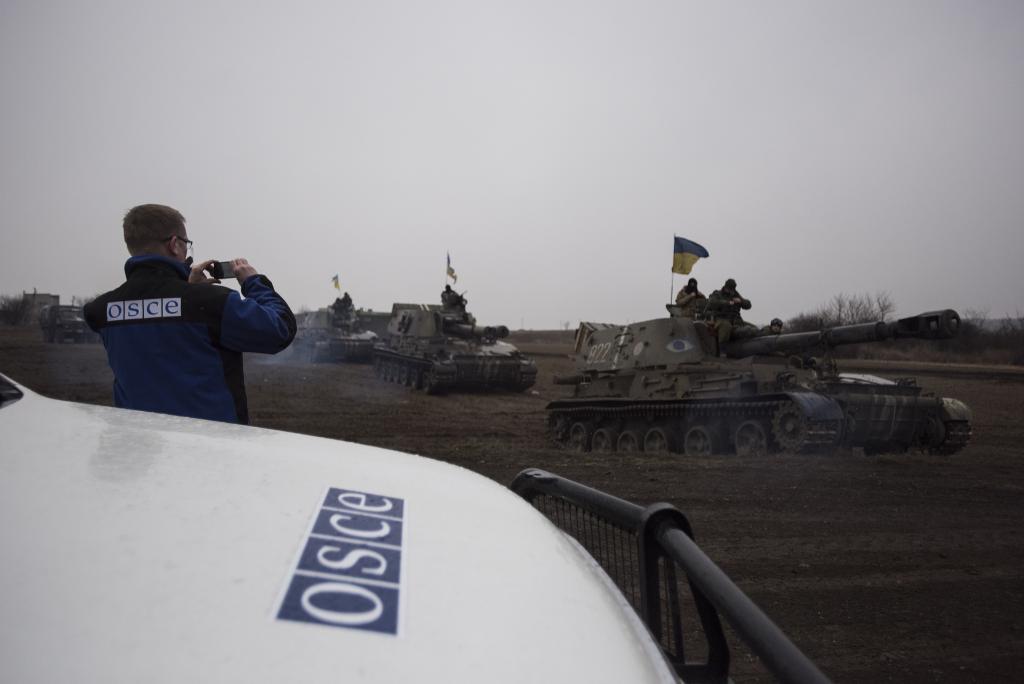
[
  {"left": 329, "top": 339, "right": 375, "bottom": 363},
  {"left": 547, "top": 397, "right": 841, "bottom": 455},
  {"left": 374, "top": 353, "right": 535, "bottom": 394}
]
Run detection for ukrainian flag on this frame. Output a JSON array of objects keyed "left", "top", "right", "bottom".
[
  {"left": 446, "top": 252, "right": 457, "bottom": 283},
  {"left": 331, "top": 274, "right": 340, "bottom": 290},
  {"left": 672, "top": 237, "right": 709, "bottom": 275}
]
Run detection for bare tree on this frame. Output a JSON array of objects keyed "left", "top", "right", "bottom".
[
  {"left": 874, "top": 291, "right": 895, "bottom": 320},
  {"left": 787, "top": 291, "right": 897, "bottom": 331},
  {"left": 0, "top": 294, "right": 31, "bottom": 325}
]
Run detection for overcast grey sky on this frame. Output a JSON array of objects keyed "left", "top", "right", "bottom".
[{"left": 2, "top": 0, "right": 1022, "bottom": 329}]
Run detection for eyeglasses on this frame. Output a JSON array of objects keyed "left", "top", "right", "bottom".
[{"left": 165, "top": 234, "right": 194, "bottom": 257}]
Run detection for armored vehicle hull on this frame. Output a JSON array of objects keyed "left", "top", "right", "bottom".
[
  {"left": 291, "top": 308, "right": 377, "bottom": 363},
  {"left": 375, "top": 304, "right": 537, "bottom": 394},
  {"left": 548, "top": 310, "right": 972, "bottom": 456}
]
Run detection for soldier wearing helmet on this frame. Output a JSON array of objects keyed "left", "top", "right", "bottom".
[{"left": 760, "top": 317, "right": 784, "bottom": 336}]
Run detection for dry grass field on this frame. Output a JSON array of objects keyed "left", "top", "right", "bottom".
[{"left": 3, "top": 325, "right": 1023, "bottom": 682}]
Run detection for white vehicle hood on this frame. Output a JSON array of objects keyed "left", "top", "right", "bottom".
[{"left": 0, "top": 382, "right": 674, "bottom": 683}]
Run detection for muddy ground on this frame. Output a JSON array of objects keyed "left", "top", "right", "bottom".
[{"left": 2, "top": 326, "right": 1023, "bottom": 682}]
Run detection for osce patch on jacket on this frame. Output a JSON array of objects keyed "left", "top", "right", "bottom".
[
  {"left": 277, "top": 487, "right": 405, "bottom": 635},
  {"left": 106, "top": 298, "right": 182, "bottom": 321}
]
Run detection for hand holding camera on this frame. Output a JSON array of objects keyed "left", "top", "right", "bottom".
[
  {"left": 209, "top": 260, "right": 235, "bottom": 280},
  {"left": 189, "top": 258, "right": 258, "bottom": 285}
]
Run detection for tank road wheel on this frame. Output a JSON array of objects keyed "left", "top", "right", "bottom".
[
  {"left": 683, "top": 426, "right": 714, "bottom": 457},
  {"left": 772, "top": 404, "right": 809, "bottom": 452},
  {"left": 643, "top": 426, "right": 672, "bottom": 453},
  {"left": 424, "top": 370, "right": 445, "bottom": 395},
  {"left": 548, "top": 414, "right": 570, "bottom": 443},
  {"left": 616, "top": 430, "right": 643, "bottom": 453},
  {"left": 734, "top": 420, "right": 769, "bottom": 457},
  {"left": 567, "top": 421, "right": 593, "bottom": 452},
  {"left": 591, "top": 427, "right": 619, "bottom": 452}
]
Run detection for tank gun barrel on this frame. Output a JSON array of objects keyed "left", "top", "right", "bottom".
[{"left": 723, "top": 309, "right": 961, "bottom": 357}]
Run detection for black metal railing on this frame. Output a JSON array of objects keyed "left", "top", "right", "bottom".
[
  {"left": 509, "top": 468, "right": 830, "bottom": 684},
  {"left": 0, "top": 376, "right": 24, "bottom": 409}
]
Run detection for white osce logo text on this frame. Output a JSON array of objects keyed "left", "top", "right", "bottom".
[{"left": 106, "top": 298, "right": 181, "bottom": 321}]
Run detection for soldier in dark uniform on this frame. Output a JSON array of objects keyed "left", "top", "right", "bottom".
[
  {"left": 441, "top": 285, "right": 455, "bottom": 308},
  {"left": 706, "top": 278, "right": 757, "bottom": 346},
  {"left": 331, "top": 292, "right": 355, "bottom": 327},
  {"left": 674, "top": 278, "right": 706, "bottom": 319},
  {"left": 332, "top": 292, "right": 353, "bottom": 315},
  {"left": 759, "top": 318, "right": 784, "bottom": 336},
  {"left": 441, "top": 285, "right": 467, "bottom": 313}
]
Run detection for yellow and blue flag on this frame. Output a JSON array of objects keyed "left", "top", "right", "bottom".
[
  {"left": 331, "top": 274, "right": 340, "bottom": 291},
  {"left": 446, "top": 253, "right": 457, "bottom": 283},
  {"left": 672, "top": 237, "right": 709, "bottom": 275}
]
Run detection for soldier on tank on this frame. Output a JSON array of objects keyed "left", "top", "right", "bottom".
[
  {"left": 674, "top": 278, "right": 707, "bottom": 319},
  {"left": 331, "top": 292, "right": 355, "bottom": 327},
  {"left": 441, "top": 285, "right": 467, "bottom": 314},
  {"left": 707, "top": 278, "right": 757, "bottom": 347},
  {"left": 759, "top": 318, "right": 784, "bottom": 336},
  {"left": 441, "top": 285, "right": 456, "bottom": 308},
  {"left": 332, "top": 292, "right": 353, "bottom": 315}
]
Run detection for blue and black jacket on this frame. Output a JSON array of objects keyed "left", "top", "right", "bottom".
[{"left": 84, "top": 255, "right": 297, "bottom": 424}]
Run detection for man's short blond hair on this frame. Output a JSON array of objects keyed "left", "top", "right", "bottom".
[{"left": 123, "top": 204, "right": 186, "bottom": 255}]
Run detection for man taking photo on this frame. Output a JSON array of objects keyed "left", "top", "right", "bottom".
[{"left": 84, "top": 204, "right": 296, "bottom": 424}]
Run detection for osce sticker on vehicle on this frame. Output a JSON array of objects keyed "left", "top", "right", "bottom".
[{"left": 277, "top": 488, "right": 405, "bottom": 635}]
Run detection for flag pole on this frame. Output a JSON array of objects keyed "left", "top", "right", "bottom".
[{"left": 669, "top": 234, "right": 676, "bottom": 305}]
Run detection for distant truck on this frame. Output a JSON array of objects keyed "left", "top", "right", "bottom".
[{"left": 38, "top": 305, "right": 96, "bottom": 344}]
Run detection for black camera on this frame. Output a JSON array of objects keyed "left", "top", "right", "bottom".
[{"left": 209, "top": 261, "right": 235, "bottom": 279}]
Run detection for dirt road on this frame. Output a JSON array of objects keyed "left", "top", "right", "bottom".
[{"left": 3, "top": 326, "right": 1022, "bottom": 682}]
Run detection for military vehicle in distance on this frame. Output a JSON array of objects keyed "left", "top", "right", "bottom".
[
  {"left": 374, "top": 303, "right": 537, "bottom": 394},
  {"left": 39, "top": 304, "right": 95, "bottom": 343},
  {"left": 356, "top": 309, "right": 392, "bottom": 338},
  {"left": 291, "top": 299, "right": 378, "bottom": 363},
  {"left": 548, "top": 309, "right": 972, "bottom": 456}
]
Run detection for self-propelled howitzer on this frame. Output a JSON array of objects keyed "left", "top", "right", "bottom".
[
  {"left": 290, "top": 304, "right": 378, "bottom": 363},
  {"left": 547, "top": 310, "right": 971, "bottom": 456},
  {"left": 374, "top": 304, "right": 536, "bottom": 394}
]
